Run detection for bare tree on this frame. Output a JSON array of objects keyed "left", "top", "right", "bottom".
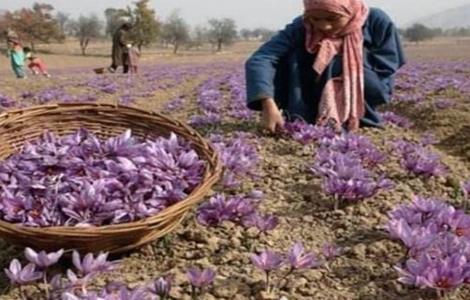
[
  {"left": 56, "top": 11, "right": 70, "bottom": 36},
  {"left": 161, "top": 11, "right": 190, "bottom": 54},
  {"left": 70, "top": 14, "right": 103, "bottom": 55},
  {"left": 207, "top": 18, "right": 237, "bottom": 52}
]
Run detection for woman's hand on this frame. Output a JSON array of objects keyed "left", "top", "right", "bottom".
[{"left": 261, "top": 98, "right": 285, "bottom": 133}]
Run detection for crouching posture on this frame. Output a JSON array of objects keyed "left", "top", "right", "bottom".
[{"left": 245, "top": 0, "right": 406, "bottom": 132}]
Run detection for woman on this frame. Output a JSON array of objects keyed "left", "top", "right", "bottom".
[{"left": 245, "top": 0, "right": 406, "bottom": 132}]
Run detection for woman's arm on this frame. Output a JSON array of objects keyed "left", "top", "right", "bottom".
[{"left": 245, "top": 17, "right": 303, "bottom": 111}]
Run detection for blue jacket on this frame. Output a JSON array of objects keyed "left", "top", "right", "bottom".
[{"left": 245, "top": 8, "right": 406, "bottom": 127}]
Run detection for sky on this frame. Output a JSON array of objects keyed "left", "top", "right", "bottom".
[{"left": 1, "top": 0, "right": 470, "bottom": 29}]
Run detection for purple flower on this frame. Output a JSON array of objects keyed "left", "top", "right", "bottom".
[
  {"left": 242, "top": 213, "right": 278, "bottom": 233},
  {"left": 434, "top": 99, "right": 456, "bottom": 110},
  {"left": 322, "top": 243, "right": 342, "bottom": 260},
  {"left": 287, "top": 242, "right": 322, "bottom": 269},
  {"left": 0, "top": 94, "right": 16, "bottom": 108},
  {"left": 72, "top": 251, "right": 115, "bottom": 275},
  {"left": 380, "top": 111, "right": 413, "bottom": 129},
  {"left": 282, "top": 120, "right": 336, "bottom": 145},
  {"left": 420, "top": 132, "right": 439, "bottom": 146},
  {"left": 24, "top": 248, "right": 64, "bottom": 269},
  {"left": 392, "top": 140, "right": 448, "bottom": 177},
  {"left": 148, "top": 276, "right": 172, "bottom": 298},
  {"left": 4, "top": 259, "right": 42, "bottom": 285},
  {"left": 186, "top": 267, "right": 216, "bottom": 288},
  {"left": 250, "top": 250, "right": 284, "bottom": 272}
]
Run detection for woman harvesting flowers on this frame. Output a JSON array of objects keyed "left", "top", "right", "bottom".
[{"left": 245, "top": 0, "right": 406, "bottom": 132}]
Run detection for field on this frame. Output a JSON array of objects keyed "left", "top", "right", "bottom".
[{"left": 0, "top": 38, "right": 469, "bottom": 300}]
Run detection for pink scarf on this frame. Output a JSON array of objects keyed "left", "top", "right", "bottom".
[{"left": 303, "top": 0, "right": 369, "bottom": 131}]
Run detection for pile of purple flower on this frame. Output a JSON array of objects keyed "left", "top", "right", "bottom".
[
  {"left": 390, "top": 139, "right": 448, "bottom": 178},
  {"left": 386, "top": 196, "right": 470, "bottom": 295},
  {"left": 0, "top": 129, "right": 205, "bottom": 227},
  {"left": 209, "top": 133, "right": 259, "bottom": 189}
]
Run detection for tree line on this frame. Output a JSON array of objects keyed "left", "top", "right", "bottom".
[
  {"left": 401, "top": 23, "right": 470, "bottom": 43},
  {"left": 0, "top": 1, "right": 278, "bottom": 55},
  {"left": 2, "top": 2, "right": 469, "bottom": 55}
]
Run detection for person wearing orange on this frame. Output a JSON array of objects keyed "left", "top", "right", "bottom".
[{"left": 23, "top": 47, "right": 51, "bottom": 78}]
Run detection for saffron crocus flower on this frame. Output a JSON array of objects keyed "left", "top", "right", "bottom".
[
  {"left": 4, "top": 259, "right": 42, "bottom": 285},
  {"left": 380, "top": 111, "right": 413, "bottom": 129},
  {"left": 148, "top": 276, "right": 172, "bottom": 298},
  {"left": 282, "top": 120, "right": 336, "bottom": 145},
  {"left": 72, "top": 251, "right": 115, "bottom": 275},
  {"left": 24, "top": 248, "right": 64, "bottom": 269},
  {"left": 287, "top": 242, "right": 322, "bottom": 270},
  {"left": 242, "top": 213, "right": 279, "bottom": 233},
  {"left": 250, "top": 250, "right": 284, "bottom": 272},
  {"left": 186, "top": 267, "right": 216, "bottom": 288},
  {"left": 322, "top": 243, "right": 343, "bottom": 261}
]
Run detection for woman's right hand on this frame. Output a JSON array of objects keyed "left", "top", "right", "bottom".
[{"left": 261, "top": 98, "right": 285, "bottom": 133}]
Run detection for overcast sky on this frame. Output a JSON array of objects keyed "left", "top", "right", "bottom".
[{"left": 1, "top": 0, "right": 470, "bottom": 29}]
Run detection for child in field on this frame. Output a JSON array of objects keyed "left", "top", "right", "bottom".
[
  {"left": 128, "top": 44, "right": 140, "bottom": 74},
  {"left": 23, "top": 47, "right": 51, "bottom": 78},
  {"left": 5, "top": 33, "right": 26, "bottom": 79},
  {"left": 245, "top": 0, "right": 406, "bottom": 133}
]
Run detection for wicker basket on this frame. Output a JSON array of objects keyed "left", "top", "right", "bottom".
[{"left": 0, "top": 103, "right": 222, "bottom": 253}]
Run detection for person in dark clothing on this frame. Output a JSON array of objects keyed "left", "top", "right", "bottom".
[
  {"left": 109, "top": 22, "right": 133, "bottom": 74},
  {"left": 245, "top": 0, "right": 406, "bottom": 133}
]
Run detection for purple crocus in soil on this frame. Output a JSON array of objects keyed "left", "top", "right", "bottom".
[
  {"left": 24, "top": 247, "right": 64, "bottom": 269},
  {"left": 391, "top": 139, "right": 447, "bottom": 178},
  {"left": 420, "top": 132, "right": 439, "bottom": 146},
  {"left": 282, "top": 120, "right": 336, "bottom": 145},
  {"left": 72, "top": 251, "right": 115, "bottom": 275},
  {"left": 251, "top": 250, "right": 284, "bottom": 292},
  {"left": 322, "top": 243, "right": 343, "bottom": 261},
  {"left": 242, "top": 213, "right": 279, "bottom": 233},
  {"left": 380, "top": 111, "right": 413, "bottom": 129},
  {"left": 287, "top": 242, "right": 322, "bottom": 270},
  {"left": 148, "top": 276, "right": 172, "bottom": 299},
  {"left": 250, "top": 250, "right": 284, "bottom": 272},
  {"left": 186, "top": 267, "right": 216, "bottom": 300},
  {"left": 186, "top": 267, "right": 216, "bottom": 288},
  {"left": 4, "top": 259, "right": 42, "bottom": 285}
]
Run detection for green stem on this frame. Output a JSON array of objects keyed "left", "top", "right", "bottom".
[
  {"left": 278, "top": 267, "right": 294, "bottom": 289},
  {"left": 191, "top": 286, "right": 198, "bottom": 300},
  {"left": 19, "top": 285, "right": 26, "bottom": 300},
  {"left": 43, "top": 272, "right": 49, "bottom": 299},
  {"left": 334, "top": 195, "right": 340, "bottom": 211},
  {"left": 265, "top": 271, "right": 270, "bottom": 293}
]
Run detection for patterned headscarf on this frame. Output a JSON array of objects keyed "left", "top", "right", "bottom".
[{"left": 303, "top": 0, "right": 369, "bottom": 131}]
